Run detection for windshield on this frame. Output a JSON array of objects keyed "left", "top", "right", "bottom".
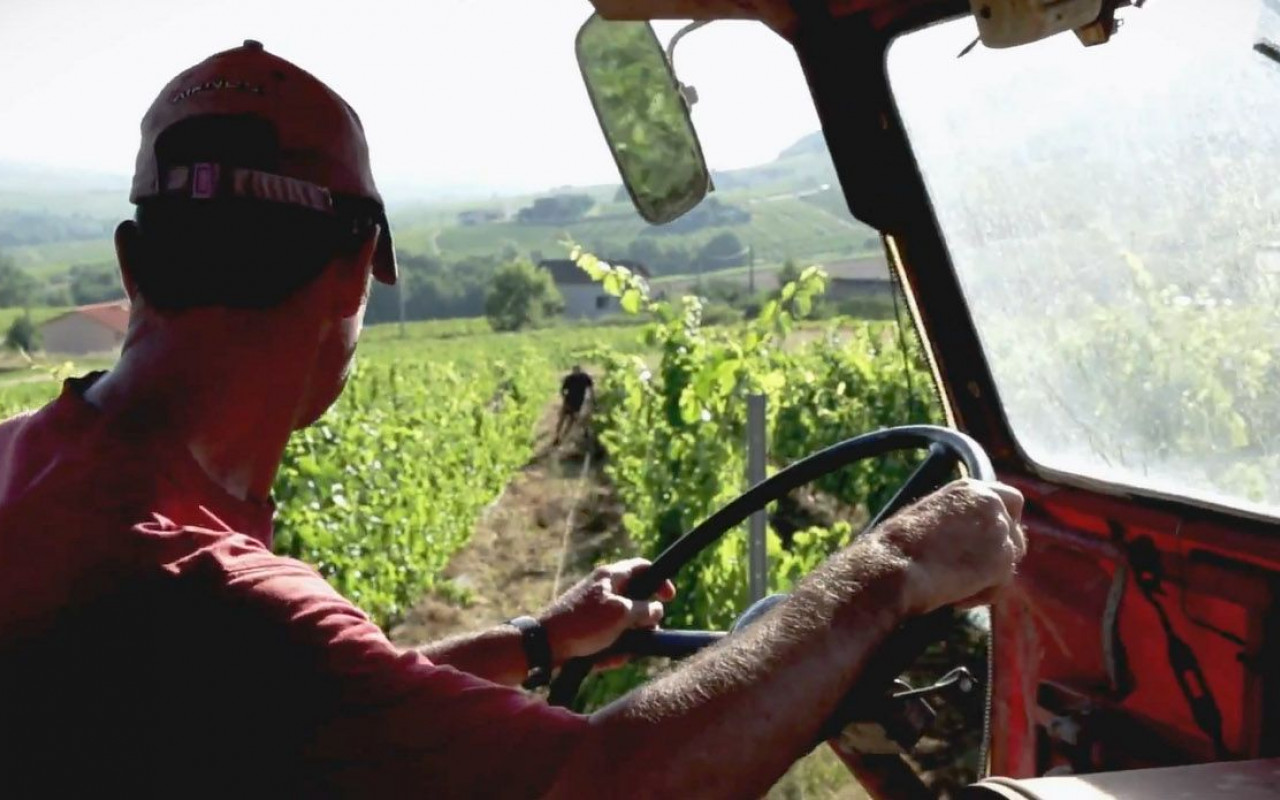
[{"left": 888, "top": 0, "right": 1280, "bottom": 518}]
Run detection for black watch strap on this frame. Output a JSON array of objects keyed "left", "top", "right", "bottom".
[{"left": 506, "top": 615, "right": 553, "bottom": 689}]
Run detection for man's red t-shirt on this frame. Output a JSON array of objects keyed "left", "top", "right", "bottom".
[{"left": 0, "top": 374, "right": 589, "bottom": 798}]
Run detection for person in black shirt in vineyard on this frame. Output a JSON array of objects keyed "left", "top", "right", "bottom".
[{"left": 553, "top": 365, "right": 594, "bottom": 445}]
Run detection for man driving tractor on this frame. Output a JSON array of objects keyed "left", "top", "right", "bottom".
[{"left": 0, "top": 42, "right": 1024, "bottom": 797}]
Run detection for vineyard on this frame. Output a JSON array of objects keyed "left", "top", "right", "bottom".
[
  {"left": 562, "top": 254, "right": 986, "bottom": 796},
  {"left": 572, "top": 254, "right": 940, "bottom": 640}
]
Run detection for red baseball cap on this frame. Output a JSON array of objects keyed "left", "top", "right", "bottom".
[{"left": 129, "top": 40, "right": 397, "bottom": 285}]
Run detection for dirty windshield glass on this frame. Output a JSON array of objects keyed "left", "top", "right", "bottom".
[{"left": 889, "top": 1, "right": 1280, "bottom": 517}]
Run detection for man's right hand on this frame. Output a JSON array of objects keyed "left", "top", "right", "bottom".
[
  {"left": 865, "top": 478, "right": 1026, "bottom": 617},
  {"left": 553, "top": 477, "right": 1027, "bottom": 799}
]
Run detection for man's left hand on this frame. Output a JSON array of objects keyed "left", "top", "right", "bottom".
[{"left": 538, "top": 558, "right": 677, "bottom": 668}]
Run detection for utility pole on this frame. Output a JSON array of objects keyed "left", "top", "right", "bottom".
[
  {"left": 747, "top": 245, "right": 756, "bottom": 293},
  {"left": 397, "top": 277, "right": 407, "bottom": 339},
  {"left": 745, "top": 393, "right": 767, "bottom": 602}
]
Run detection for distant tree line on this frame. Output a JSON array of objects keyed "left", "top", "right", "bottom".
[
  {"left": 65, "top": 263, "right": 125, "bottom": 305},
  {"left": 484, "top": 258, "right": 563, "bottom": 332},
  {"left": 0, "top": 210, "right": 115, "bottom": 247},
  {"left": 0, "top": 211, "right": 852, "bottom": 330},
  {"left": 364, "top": 251, "right": 504, "bottom": 325},
  {"left": 616, "top": 230, "right": 749, "bottom": 275},
  {"left": 690, "top": 259, "right": 897, "bottom": 325},
  {"left": 0, "top": 244, "right": 509, "bottom": 326},
  {"left": 610, "top": 193, "right": 752, "bottom": 235},
  {"left": 516, "top": 194, "right": 596, "bottom": 225},
  {"left": 0, "top": 253, "right": 42, "bottom": 307},
  {"left": 372, "top": 253, "right": 573, "bottom": 333},
  {"left": 646, "top": 197, "right": 750, "bottom": 234},
  {"left": 0, "top": 252, "right": 130, "bottom": 309}
]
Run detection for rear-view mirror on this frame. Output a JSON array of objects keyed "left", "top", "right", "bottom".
[
  {"left": 576, "top": 14, "right": 712, "bottom": 225},
  {"left": 971, "top": 0, "right": 1104, "bottom": 48}
]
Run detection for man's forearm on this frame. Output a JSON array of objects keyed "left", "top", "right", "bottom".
[
  {"left": 419, "top": 625, "right": 530, "bottom": 687},
  {"left": 548, "top": 537, "right": 915, "bottom": 799}
]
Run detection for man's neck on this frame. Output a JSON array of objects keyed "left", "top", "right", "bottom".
[{"left": 83, "top": 319, "right": 312, "bottom": 504}]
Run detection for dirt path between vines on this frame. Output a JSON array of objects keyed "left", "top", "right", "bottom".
[
  {"left": 389, "top": 402, "right": 623, "bottom": 647},
  {"left": 385, "top": 391, "right": 868, "bottom": 799}
]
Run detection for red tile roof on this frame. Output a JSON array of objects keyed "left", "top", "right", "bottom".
[{"left": 43, "top": 300, "right": 131, "bottom": 335}]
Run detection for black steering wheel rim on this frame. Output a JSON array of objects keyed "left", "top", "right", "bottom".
[{"left": 547, "top": 424, "right": 994, "bottom": 708}]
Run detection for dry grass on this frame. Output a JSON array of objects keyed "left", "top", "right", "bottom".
[{"left": 389, "top": 405, "right": 621, "bottom": 646}]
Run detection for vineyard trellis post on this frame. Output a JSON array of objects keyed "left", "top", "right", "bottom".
[
  {"left": 397, "top": 277, "right": 407, "bottom": 339},
  {"left": 746, "top": 392, "right": 767, "bottom": 602}
]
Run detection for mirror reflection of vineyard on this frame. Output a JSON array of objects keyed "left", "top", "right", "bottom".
[{"left": 578, "top": 16, "right": 709, "bottom": 223}]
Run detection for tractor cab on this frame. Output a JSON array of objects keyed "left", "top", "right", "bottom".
[{"left": 578, "top": 0, "right": 1280, "bottom": 796}]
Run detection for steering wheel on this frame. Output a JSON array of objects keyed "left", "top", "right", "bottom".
[{"left": 546, "top": 424, "right": 995, "bottom": 758}]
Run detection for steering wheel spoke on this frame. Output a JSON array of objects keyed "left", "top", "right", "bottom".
[
  {"left": 603, "top": 629, "right": 725, "bottom": 660},
  {"left": 863, "top": 442, "right": 960, "bottom": 534}
]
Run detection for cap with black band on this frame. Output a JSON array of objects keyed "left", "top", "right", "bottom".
[
  {"left": 128, "top": 38, "right": 398, "bottom": 285},
  {"left": 505, "top": 616, "right": 553, "bottom": 690}
]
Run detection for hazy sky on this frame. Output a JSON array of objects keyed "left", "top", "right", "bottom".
[{"left": 0, "top": 0, "right": 822, "bottom": 196}]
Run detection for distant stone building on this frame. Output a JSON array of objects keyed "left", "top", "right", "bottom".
[
  {"left": 539, "top": 259, "right": 650, "bottom": 320},
  {"left": 39, "top": 300, "right": 130, "bottom": 356},
  {"left": 822, "top": 255, "right": 893, "bottom": 301}
]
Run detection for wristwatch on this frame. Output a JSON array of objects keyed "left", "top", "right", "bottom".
[{"left": 505, "top": 615, "right": 553, "bottom": 690}]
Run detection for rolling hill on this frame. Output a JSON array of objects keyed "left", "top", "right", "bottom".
[
  {"left": 709, "top": 131, "right": 836, "bottom": 194},
  {"left": 395, "top": 131, "right": 871, "bottom": 271},
  {"left": 0, "top": 131, "right": 874, "bottom": 284},
  {"left": 397, "top": 193, "right": 874, "bottom": 267}
]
